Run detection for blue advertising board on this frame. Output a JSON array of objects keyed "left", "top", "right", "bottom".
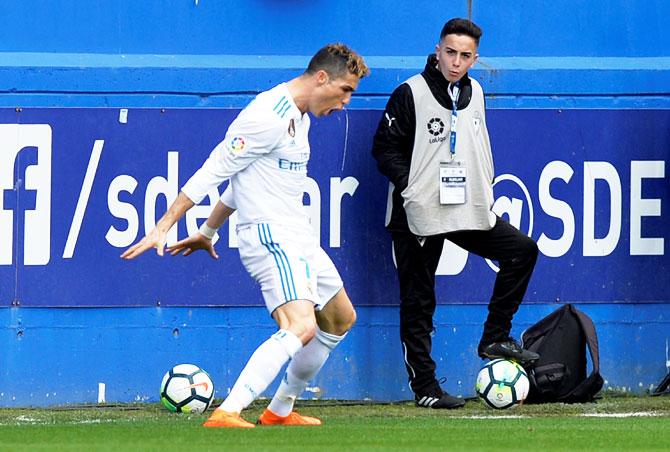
[{"left": 0, "top": 108, "right": 668, "bottom": 307}]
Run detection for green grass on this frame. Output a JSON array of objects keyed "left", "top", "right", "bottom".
[{"left": 0, "top": 395, "right": 668, "bottom": 451}]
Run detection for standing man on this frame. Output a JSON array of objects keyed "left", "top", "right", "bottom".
[
  {"left": 123, "top": 44, "right": 370, "bottom": 427},
  {"left": 371, "top": 18, "right": 539, "bottom": 409}
]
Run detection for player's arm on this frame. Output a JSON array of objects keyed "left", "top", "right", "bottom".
[
  {"left": 167, "top": 187, "right": 237, "bottom": 259},
  {"left": 121, "top": 191, "right": 195, "bottom": 259},
  {"left": 123, "top": 105, "right": 279, "bottom": 260},
  {"left": 371, "top": 83, "right": 415, "bottom": 192}
]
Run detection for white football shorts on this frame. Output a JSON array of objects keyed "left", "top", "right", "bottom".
[{"left": 237, "top": 223, "right": 343, "bottom": 314}]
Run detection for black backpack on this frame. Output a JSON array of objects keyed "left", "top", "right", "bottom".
[{"left": 521, "top": 304, "right": 604, "bottom": 403}]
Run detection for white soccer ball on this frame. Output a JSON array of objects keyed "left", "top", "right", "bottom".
[
  {"left": 160, "top": 364, "right": 214, "bottom": 413},
  {"left": 475, "top": 359, "right": 530, "bottom": 409}
]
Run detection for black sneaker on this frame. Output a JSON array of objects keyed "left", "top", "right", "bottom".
[
  {"left": 414, "top": 384, "right": 465, "bottom": 409},
  {"left": 479, "top": 339, "right": 540, "bottom": 364}
]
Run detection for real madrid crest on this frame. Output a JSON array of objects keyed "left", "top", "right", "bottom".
[{"left": 288, "top": 118, "right": 296, "bottom": 137}]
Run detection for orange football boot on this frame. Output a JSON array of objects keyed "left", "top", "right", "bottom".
[
  {"left": 257, "top": 408, "right": 322, "bottom": 426},
  {"left": 203, "top": 409, "right": 255, "bottom": 428}
]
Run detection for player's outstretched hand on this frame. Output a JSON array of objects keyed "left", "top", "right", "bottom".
[
  {"left": 121, "top": 228, "right": 167, "bottom": 259},
  {"left": 166, "top": 233, "right": 219, "bottom": 259}
]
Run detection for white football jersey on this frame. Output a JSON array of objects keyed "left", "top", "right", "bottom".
[{"left": 182, "top": 83, "right": 311, "bottom": 229}]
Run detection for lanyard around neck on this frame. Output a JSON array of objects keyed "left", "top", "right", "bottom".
[{"left": 448, "top": 81, "right": 460, "bottom": 158}]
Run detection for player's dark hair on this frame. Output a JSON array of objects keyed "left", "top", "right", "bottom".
[
  {"left": 440, "top": 18, "right": 482, "bottom": 45},
  {"left": 306, "top": 43, "right": 370, "bottom": 79}
]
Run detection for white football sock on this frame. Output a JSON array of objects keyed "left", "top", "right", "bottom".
[
  {"left": 267, "top": 328, "right": 347, "bottom": 416},
  {"left": 219, "top": 329, "right": 302, "bottom": 413}
]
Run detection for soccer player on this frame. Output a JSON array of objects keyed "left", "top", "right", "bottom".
[
  {"left": 371, "top": 18, "right": 539, "bottom": 409},
  {"left": 122, "top": 44, "right": 370, "bottom": 427}
]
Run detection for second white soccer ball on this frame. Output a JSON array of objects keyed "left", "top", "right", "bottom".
[{"left": 475, "top": 359, "right": 530, "bottom": 409}]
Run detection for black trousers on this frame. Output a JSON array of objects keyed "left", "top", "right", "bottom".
[{"left": 391, "top": 216, "right": 539, "bottom": 393}]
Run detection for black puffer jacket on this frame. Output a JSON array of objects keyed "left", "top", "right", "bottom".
[{"left": 371, "top": 54, "right": 474, "bottom": 232}]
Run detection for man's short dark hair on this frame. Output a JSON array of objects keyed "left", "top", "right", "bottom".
[
  {"left": 306, "top": 43, "right": 370, "bottom": 79},
  {"left": 440, "top": 18, "right": 482, "bottom": 45}
]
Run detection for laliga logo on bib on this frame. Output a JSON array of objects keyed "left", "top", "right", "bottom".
[
  {"left": 436, "top": 173, "right": 533, "bottom": 275},
  {"left": 427, "top": 118, "right": 445, "bottom": 136}
]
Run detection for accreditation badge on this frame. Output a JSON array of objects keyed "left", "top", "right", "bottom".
[{"left": 439, "top": 160, "right": 466, "bottom": 205}]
